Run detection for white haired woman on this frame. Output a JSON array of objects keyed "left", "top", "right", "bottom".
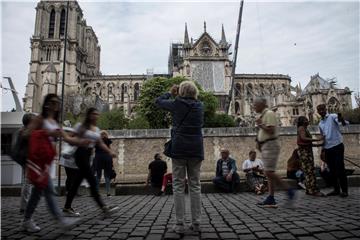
[{"left": 155, "top": 81, "right": 204, "bottom": 234}]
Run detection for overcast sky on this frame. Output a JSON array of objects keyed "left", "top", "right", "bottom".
[{"left": 1, "top": 0, "right": 359, "bottom": 111}]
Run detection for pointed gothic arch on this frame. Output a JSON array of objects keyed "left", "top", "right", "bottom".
[
  {"left": 59, "top": 9, "right": 66, "bottom": 37},
  {"left": 48, "top": 9, "right": 56, "bottom": 38},
  {"left": 134, "top": 83, "right": 140, "bottom": 101}
]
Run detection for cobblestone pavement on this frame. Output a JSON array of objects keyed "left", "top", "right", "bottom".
[{"left": 1, "top": 187, "right": 360, "bottom": 240}]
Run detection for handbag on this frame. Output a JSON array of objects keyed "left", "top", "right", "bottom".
[
  {"left": 110, "top": 169, "right": 117, "bottom": 180},
  {"left": 163, "top": 106, "right": 192, "bottom": 158},
  {"left": 27, "top": 130, "right": 56, "bottom": 189}
]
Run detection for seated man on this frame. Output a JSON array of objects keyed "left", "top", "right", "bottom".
[
  {"left": 242, "top": 150, "right": 267, "bottom": 194},
  {"left": 213, "top": 148, "right": 240, "bottom": 193},
  {"left": 146, "top": 153, "right": 167, "bottom": 194}
]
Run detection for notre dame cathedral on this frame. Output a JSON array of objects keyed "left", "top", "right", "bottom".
[{"left": 24, "top": 0, "right": 353, "bottom": 126}]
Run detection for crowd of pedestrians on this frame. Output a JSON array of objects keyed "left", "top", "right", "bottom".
[{"left": 11, "top": 82, "right": 351, "bottom": 235}]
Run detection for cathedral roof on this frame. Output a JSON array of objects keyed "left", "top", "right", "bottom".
[{"left": 302, "top": 73, "right": 339, "bottom": 95}]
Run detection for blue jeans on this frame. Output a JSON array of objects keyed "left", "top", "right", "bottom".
[
  {"left": 213, "top": 172, "right": 240, "bottom": 193},
  {"left": 24, "top": 178, "right": 62, "bottom": 220}
]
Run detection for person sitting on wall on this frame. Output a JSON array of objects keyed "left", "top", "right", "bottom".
[
  {"left": 213, "top": 148, "right": 240, "bottom": 193},
  {"left": 146, "top": 153, "right": 167, "bottom": 194},
  {"left": 287, "top": 149, "right": 306, "bottom": 190},
  {"left": 242, "top": 150, "right": 267, "bottom": 194}
]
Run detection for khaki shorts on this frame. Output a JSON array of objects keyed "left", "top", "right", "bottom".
[{"left": 261, "top": 140, "right": 280, "bottom": 171}]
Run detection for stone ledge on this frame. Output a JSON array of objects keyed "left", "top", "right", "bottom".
[
  {"left": 2, "top": 175, "right": 358, "bottom": 196},
  {"left": 107, "top": 125, "right": 360, "bottom": 139}
]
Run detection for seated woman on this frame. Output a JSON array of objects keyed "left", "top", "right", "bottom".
[
  {"left": 287, "top": 149, "right": 306, "bottom": 190},
  {"left": 242, "top": 150, "right": 267, "bottom": 194}
]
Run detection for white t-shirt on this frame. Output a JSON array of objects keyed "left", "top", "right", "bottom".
[
  {"left": 74, "top": 123, "right": 100, "bottom": 148},
  {"left": 43, "top": 118, "right": 60, "bottom": 143},
  {"left": 242, "top": 159, "right": 264, "bottom": 172}
]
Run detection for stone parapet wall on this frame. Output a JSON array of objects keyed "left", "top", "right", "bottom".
[{"left": 107, "top": 125, "right": 360, "bottom": 182}]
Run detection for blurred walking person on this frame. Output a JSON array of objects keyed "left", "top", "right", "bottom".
[
  {"left": 20, "top": 94, "right": 86, "bottom": 232},
  {"left": 94, "top": 131, "right": 114, "bottom": 197},
  {"left": 11, "top": 113, "right": 35, "bottom": 213},
  {"left": 63, "top": 108, "right": 118, "bottom": 216},
  {"left": 254, "top": 97, "right": 295, "bottom": 208},
  {"left": 156, "top": 81, "right": 204, "bottom": 234}
]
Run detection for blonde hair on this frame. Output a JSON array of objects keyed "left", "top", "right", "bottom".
[
  {"left": 179, "top": 81, "right": 199, "bottom": 99},
  {"left": 100, "top": 130, "right": 109, "bottom": 138}
]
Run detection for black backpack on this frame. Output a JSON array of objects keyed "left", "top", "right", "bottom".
[{"left": 10, "top": 128, "right": 29, "bottom": 167}]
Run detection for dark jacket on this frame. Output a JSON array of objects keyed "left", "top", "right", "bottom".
[
  {"left": 155, "top": 93, "right": 204, "bottom": 161},
  {"left": 216, "top": 157, "right": 237, "bottom": 177}
]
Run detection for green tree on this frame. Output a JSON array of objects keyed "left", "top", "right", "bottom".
[
  {"left": 205, "top": 113, "right": 236, "bottom": 128},
  {"left": 97, "top": 107, "right": 128, "bottom": 130},
  {"left": 127, "top": 115, "right": 150, "bottom": 129},
  {"left": 137, "top": 76, "right": 220, "bottom": 129}
]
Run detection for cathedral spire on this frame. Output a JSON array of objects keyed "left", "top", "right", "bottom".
[
  {"left": 184, "top": 23, "right": 190, "bottom": 45},
  {"left": 220, "top": 24, "right": 227, "bottom": 43},
  {"left": 204, "top": 21, "right": 207, "bottom": 32}
]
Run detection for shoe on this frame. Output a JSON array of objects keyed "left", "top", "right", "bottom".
[
  {"left": 287, "top": 188, "right": 296, "bottom": 200},
  {"left": 63, "top": 207, "right": 80, "bottom": 217},
  {"left": 326, "top": 191, "right": 340, "bottom": 196},
  {"left": 340, "top": 192, "right": 348, "bottom": 197},
  {"left": 307, "top": 191, "right": 325, "bottom": 197},
  {"left": 59, "top": 217, "right": 81, "bottom": 230},
  {"left": 20, "top": 219, "right": 41, "bottom": 232},
  {"left": 171, "top": 223, "right": 185, "bottom": 234},
  {"left": 188, "top": 223, "right": 201, "bottom": 234},
  {"left": 19, "top": 209, "right": 25, "bottom": 214},
  {"left": 155, "top": 191, "right": 164, "bottom": 196},
  {"left": 107, "top": 193, "right": 111, "bottom": 197},
  {"left": 257, "top": 195, "right": 278, "bottom": 208},
  {"left": 297, "top": 182, "right": 306, "bottom": 190},
  {"left": 102, "top": 206, "right": 119, "bottom": 218}
]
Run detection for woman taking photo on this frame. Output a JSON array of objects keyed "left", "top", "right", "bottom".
[{"left": 156, "top": 81, "right": 204, "bottom": 234}]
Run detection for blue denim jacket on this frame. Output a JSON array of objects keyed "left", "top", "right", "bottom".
[{"left": 216, "top": 157, "right": 237, "bottom": 177}]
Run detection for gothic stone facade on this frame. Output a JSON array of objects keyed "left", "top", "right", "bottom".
[{"left": 23, "top": 0, "right": 353, "bottom": 126}]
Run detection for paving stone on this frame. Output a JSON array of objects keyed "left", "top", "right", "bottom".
[
  {"left": 255, "top": 231, "right": 274, "bottom": 239},
  {"left": 314, "top": 232, "right": 338, "bottom": 240},
  {"left": 329, "top": 231, "right": 353, "bottom": 239},
  {"left": 218, "top": 232, "right": 238, "bottom": 239},
  {"left": 236, "top": 234, "right": 257, "bottom": 240},
  {"left": 200, "top": 232, "right": 219, "bottom": 239},
  {"left": 146, "top": 234, "right": 163, "bottom": 240},
  {"left": 275, "top": 233, "right": 296, "bottom": 240}
]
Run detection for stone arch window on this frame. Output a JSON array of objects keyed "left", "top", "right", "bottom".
[
  {"left": 77, "top": 76, "right": 81, "bottom": 85},
  {"left": 235, "top": 83, "right": 241, "bottom": 97},
  {"left": 85, "top": 87, "right": 92, "bottom": 96},
  {"left": 259, "top": 83, "right": 265, "bottom": 95},
  {"left": 46, "top": 48, "right": 51, "bottom": 61},
  {"left": 246, "top": 83, "right": 253, "bottom": 98},
  {"left": 48, "top": 9, "right": 56, "bottom": 38},
  {"left": 134, "top": 83, "right": 140, "bottom": 101},
  {"left": 59, "top": 9, "right": 66, "bottom": 37},
  {"left": 235, "top": 101, "right": 240, "bottom": 114},
  {"left": 57, "top": 47, "right": 61, "bottom": 61},
  {"left": 121, "top": 83, "right": 127, "bottom": 102},
  {"left": 328, "top": 97, "right": 340, "bottom": 113}
]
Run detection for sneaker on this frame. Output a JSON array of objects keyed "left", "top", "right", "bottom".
[
  {"left": 155, "top": 191, "right": 164, "bottom": 196},
  {"left": 171, "top": 223, "right": 185, "bottom": 234},
  {"left": 340, "top": 192, "right": 349, "bottom": 198},
  {"left": 297, "top": 182, "right": 306, "bottom": 190},
  {"left": 257, "top": 195, "right": 278, "bottom": 208},
  {"left": 20, "top": 219, "right": 41, "bottom": 232},
  {"left": 63, "top": 207, "right": 80, "bottom": 217},
  {"left": 102, "top": 206, "right": 119, "bottom": 218},
  {"left": 59, "top": 217, "right": 81, "bottom": 230}
]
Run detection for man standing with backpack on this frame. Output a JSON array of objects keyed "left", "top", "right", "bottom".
[{"left": 11, "top": 113, "right": 35, "bottom": 213}]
